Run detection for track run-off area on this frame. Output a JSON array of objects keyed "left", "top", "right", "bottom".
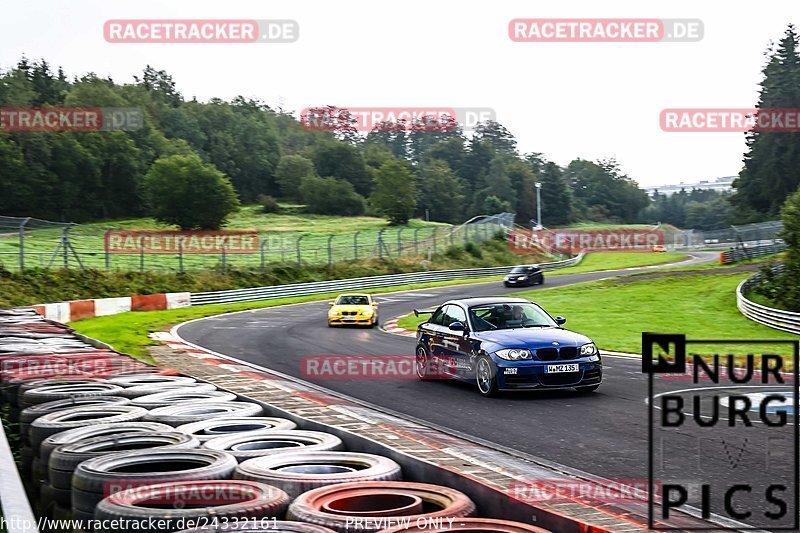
[{"left": 176, "top": 251, "right": 792, "bottom": 526}]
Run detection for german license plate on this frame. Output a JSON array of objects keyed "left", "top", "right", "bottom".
[{"left": 545, "top": 363, "right": 579, "bottom": 373}]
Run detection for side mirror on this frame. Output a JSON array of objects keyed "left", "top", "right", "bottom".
[
  {"left": 449, "top": 321, "right": 466, "bottom": 332},
  {"left": 329, "top": 301, "right": 335, "bottom": 306},
  {"left": 372, "top": 302, "right": 379, "bottom": 307},
  {"left": 555, "top": 316, "right": 566, "bottom": 325}
]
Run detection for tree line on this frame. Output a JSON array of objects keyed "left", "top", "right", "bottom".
[{"left": 0, "top": 58, "right": 718, "bottom": 229}]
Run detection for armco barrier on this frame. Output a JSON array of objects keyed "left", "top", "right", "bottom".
[
  {"left": 719, "top": 241, "right": 786, "bottom": 264},
  {"left": 32, "top": 292, "right": 191, "bottom": 323},
  {"left": 0, "top": 414, "right": 39, "bottom": 533},
  {"left": 737, "top": 269, "right": 800, "bottom": 335},
  {"left": 189, "top": 254, "right": 584, "bottom": 305},
  {"left": 28, "top": 256, "right": 582, "bottom": 322}
]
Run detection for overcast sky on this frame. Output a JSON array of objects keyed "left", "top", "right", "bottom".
[{"left": 2, "top": 0, "right": 798, "bottom": 187}]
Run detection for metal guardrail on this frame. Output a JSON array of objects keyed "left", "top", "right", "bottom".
[
  {"left": 737, "top": 267, "right": 800, "bottom": 335},
  {"left": 0, "top": 419, "right": 39, "bottom": 533},
  {"left": 190, "top": 253, "right": 585, "bottom": 305},
  {"left": 720, "top": 241, "right": 787, "bottom": 264}
]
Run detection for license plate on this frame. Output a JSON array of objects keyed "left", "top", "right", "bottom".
[
  {"left": 504, "top": 368, "right": 518, "bottom": 375},
  {"left": 342, "top": 317, "right": 356, "bottom": 321},
  {"left": 545, "top": 363, "right": 579, "bottom": 373}
]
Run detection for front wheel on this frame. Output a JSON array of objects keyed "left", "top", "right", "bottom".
[
  {"left": 476, "top": 357, "right": 499, "bottom": 397},
  {"left": 538, "top": 276, "right": 545, "bottom": 285},
  {"left": 576, "top": 384, "right": 599, "bottom": 393},
  {"left": 415, "top": 346, "right": 433, "bottom": 381}
]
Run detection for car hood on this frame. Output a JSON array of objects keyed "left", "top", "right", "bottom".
[
  {"left": 330, "top": 305, "right": 372, "bottom": 313},
  {"left": 473, "top": 327, "right": 591, "bottom": 350}
]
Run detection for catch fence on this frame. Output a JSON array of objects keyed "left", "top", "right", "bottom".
[{"left": 0, "top": 213, "right": 515, "bottom": 272}]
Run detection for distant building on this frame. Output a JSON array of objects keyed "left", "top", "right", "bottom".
[{"left": 644, "top": 176, "right": 735, "bottom": 197}]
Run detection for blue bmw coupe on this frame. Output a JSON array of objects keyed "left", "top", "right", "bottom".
[{"left": 414, "top": 297, "right": 602, "bottom": 397}]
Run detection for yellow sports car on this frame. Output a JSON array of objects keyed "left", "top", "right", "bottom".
[{"left": 328, "top": 293, "right": 379, "bottom": 327}]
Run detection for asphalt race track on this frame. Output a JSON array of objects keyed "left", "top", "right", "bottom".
[{"left": 178, "top": 252, "right": 793, "bottom": 527}]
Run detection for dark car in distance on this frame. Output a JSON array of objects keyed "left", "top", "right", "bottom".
[
  {"left": 504, "top": 265, "right": 544, "bottom": 287},
  {"left": 414, "top": 297, "right": 602, "bottom": 397}
]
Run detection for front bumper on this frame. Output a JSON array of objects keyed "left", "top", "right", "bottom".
[
  {"left": 328, "top": 316, "right": 374, "bottom": 325},
  {"left": 494, "top": 360, "right": 603, "bottom": 390}
]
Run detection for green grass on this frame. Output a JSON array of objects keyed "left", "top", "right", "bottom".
[
  {"left": 71, "top": 275, "right": 509, "bottom": 363},
  {"left": 549, "top": 252, "right": 686, "bottom": 275},
  {"left": 396, "top": 272, "right": 797, "bottom": 361},
  {"left": 524, "top": 273, "right": 797, "bottom": 357},
  {"left": 0, "top": 205, "right": 455, "bottom": 271}
]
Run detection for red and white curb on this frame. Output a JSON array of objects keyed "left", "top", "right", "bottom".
[{"left": 380, "top": 318, "right": 416, "bottom": 338}]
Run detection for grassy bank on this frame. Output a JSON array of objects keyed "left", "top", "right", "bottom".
[
  {"left": 0, "top": 236, "right": 546, "bottom": 308},
  {"left": 396, "top": 272, "right": 797, "bottom": 360},
  {"left": 549, "top": 252, "right": 686, "bottom": 275}
]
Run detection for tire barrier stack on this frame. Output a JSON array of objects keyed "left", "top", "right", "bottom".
[{"left": 0, "top": 308, "right": 551, "bottom": 532}]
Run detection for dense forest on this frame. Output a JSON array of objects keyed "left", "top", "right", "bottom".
[
  {"left": 0, "top": 58, "right": 654, "bottom": 228},
  {"left": 6, "top": 26, "right": 800, "bottom": 232}
]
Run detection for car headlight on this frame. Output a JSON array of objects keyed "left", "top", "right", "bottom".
[
  {"left": 495, "top": 348, "right": 532, "bottom": 361},
  {"left": 329, "top": 309, "right": 340, "bottom": 316},
  {"left": 359, "top": 309, "right": 372, "bottom": 316},
  {"left": 517, "top": 276, "right": 526, "bottom": 280},
  {"left": 580, "top": 343, "right": 598, "bottom": 356}
]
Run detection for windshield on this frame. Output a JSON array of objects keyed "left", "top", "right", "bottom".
[
  {"left": 469, "top": 302, "right": 556, "bottom": 332},
  {"left": 336, "top": 295, "right": 369, "bottom": 305},
  {"left": 510, "top": 266, "right": 532, "bottom": 274}
]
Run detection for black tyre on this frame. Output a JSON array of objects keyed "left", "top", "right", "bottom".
[
  {"left": 415, "top": 346, "right": 433, "bottom": 381},
  {"left": 233, "top": 451, "right": 402, "bottom": 499},
  {"left": 475, "top": 357, "right": 498, "bottom": 398},
  {"left": 107, "top": 375, "right": 196, "bottom": 387},
  {"left": 20, "top": 396, "right": 131, "bottom": 443},
  {"left": 40, "top": 482, "right": 72, "bottom": 507},
  {"left": 203, "top": 430, "right": 344, "bottom": 461},
  {"left": 39, "top": 422, "right": 173, "bottom": 466},
  {"left": 119, "top": 382, "right": 216, "bottom": 399},
  {"left": 48, "top": 431, "right": 200, "bottom": 489},
  {"left": 131, "top": 390, "right": 236, "bottom": 409},
  {"left": 72, "top": 448, "right": 238, "bottom": 513},
  {"left": 176, "top": 417, "right": 297, "bottom": 442},
  {"left": 30, "top": 405, "right": 148, "bottom": 452},
  {"left": 95, "top": 480, "right": 289, "bottom": 533},
  {"left": 17, "top": 378, "right": 103, "bottom": 406},
  {"left": 287, "top": 481, "right": 476, "bottom": 530},
  {"left": 22, "top": 382, "right": 124, "bottom": 408},
  {"left": 144, "top": 402, "right": 264, "bottom": 427}
]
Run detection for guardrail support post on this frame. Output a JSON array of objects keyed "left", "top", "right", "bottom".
[
  {"left": 297, "top": 235, "right": 305, "bottom": 267},
  {"left": 378, "top": 228, "right": 386, "bottom": 259},
  {"left": 397, "top": 228, "right": 403, "bottom": 255},
  {"left": 19, "top": 217, "right": 30, "bottom": 270}
]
